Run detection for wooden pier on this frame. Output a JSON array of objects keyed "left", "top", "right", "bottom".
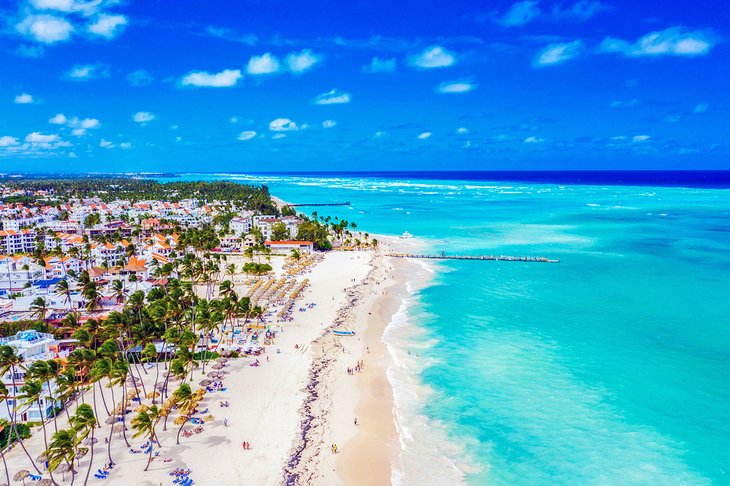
[
  {"left": 288, "top": 201, "right": 351, "bottom": 207},
  {"left": 388, "top": 253, "right": 560, "bottom": 263}
]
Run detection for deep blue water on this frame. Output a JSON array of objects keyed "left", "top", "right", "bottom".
[{"left": 157, "top": 172, "right": 730, "bottom": 485}]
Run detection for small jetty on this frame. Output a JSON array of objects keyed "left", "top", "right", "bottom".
[
  {"left": 289, "top": 201, "right": 351, "bottom": 207},
  {"left": 388, "top": 253, "right": 560, "bottom": 263}
]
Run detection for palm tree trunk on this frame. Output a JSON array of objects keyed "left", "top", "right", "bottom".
[
  {"left": 36, "top": 401, "right": 57, "bottom": 485},
  {"left": 0, "top": 446, "right": 10, "bottom": 486},
  {"left": 97, "top": 381, "right": 110, "bottom": 418},
  {"left": 176, "top": 418, "right": 188, "bottom": 445},
  {"left": 120, "top": 383, "right": 130, "bottom": 448},
  {"left": 83, "top": 427, "right": 94, "bottom": 486},
  {"left": 45, "top": 378, "right": 59, "bottom": 433},
  {"left": 8, "top": 369, "right": 42, "bottom": 474},
  {"left": 106, "top": 413, "right": 115, "bottom": 466}
]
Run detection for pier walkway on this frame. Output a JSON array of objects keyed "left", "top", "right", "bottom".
[{"left": 388, "top": 253, "right": 560, "bottom": 263}]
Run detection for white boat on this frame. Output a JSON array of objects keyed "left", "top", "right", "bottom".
[{"left": 399, "top": 231, "right": 413, "bottom": 239}]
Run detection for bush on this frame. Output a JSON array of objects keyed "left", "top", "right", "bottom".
[{"left": 0, "top": 422, "right": 31, "bottom": 448}]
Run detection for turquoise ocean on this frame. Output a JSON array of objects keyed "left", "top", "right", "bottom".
[{"left": 159, "top": 173, "right": 730, "bottom": 485}]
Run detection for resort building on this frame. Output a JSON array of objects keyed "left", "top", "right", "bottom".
[
  {"left": 0, "top": 256, "right": 44, "bottom": 294},
  {"left": 230, "top": 216, "right": 253, "bottom": 236},
  {"left": 264, "top": 240, "right": 314, "bottom": 255},
  {"left": 0, "top": 330, "right": 63, "bottom": 422},
  {"left": 0, "top": 229, "right": 37, "bottom": 255}
]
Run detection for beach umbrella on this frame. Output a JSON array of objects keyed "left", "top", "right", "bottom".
[
  {"left": 199, "top": 379, "right": 212, "bottom": 387},
  {"left": 35, "top": 452, "right": 49, "bottom": 464},
  {"left": 38, "top": 480, "right": 53, "bottom": 486},
  {"left": 207, "top": 372, "right": 218, "bottom": 378},
  {"left": 83, "top": 437, "right": 98, "bottom": 446},
  {"left": 216, "top": 357, "right": 228, "bottom": 363},
  {"left": 135, "top": 404, "right": 149, "bottom": 413},
  {"left": 112, "top": 424, "right": 126, "bottom": 434},
  {"left": 155, "top": 382, "right": 166, "bottom": 390},
  {"left": 212, "top": 364, "right": 223, "bottom": 370},
  {"left": 55, "top": 463, "right": 72, "bottom": 480},
  {"left": 76, "top": 448, "right": 88, "bottom": 459},
  {"left": 105, "top": 416, "right": 119, "bottom": 425},
  {"left": 146, "top": 391, "right": 160, "bottom": 399},
  {"left": 127, "top": 389, "right": 138, "bottom": 398},
  {"left": 204, "top": 414, "right": 214, "bottom": 421},
  {"left": 13, "top": 470, "right": 29, "bottom": 484}
]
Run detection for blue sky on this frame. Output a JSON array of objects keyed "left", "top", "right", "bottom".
[{"left": 0, "top": 0, "right": 728, "bottom": 172}]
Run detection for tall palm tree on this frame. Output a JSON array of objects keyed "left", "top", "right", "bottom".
[
  {"left": 0, "top": 419, "right": 10, "bottom": 486},
  {"left": 0, "top": 347, "right": 41, "bottom": 473},
  {"left": 19, "top": 380, "right": 57, "bottom": 484},
  {"left": 46, "top": 428, "right": 81, "bottom": 486},
  {"left": 131, "top": 405, "right": 161, "bottom": 471},
  {"left": 171, "top": 384, "right": 195, "bottom": 444},
  {"left": 111, "top": 279, "right": 125, "bottom": 305},
  {"left": 30, "top": 297, "right": 49, "bottom": 321},
  {"left": 54, "top": 279, "right": 73, "bottom": 311},
  {"left": 26, "top": 360, "right": 61, "bottom": 432},
  {"left": 69, "top": 404, "right": 96, "bottom": 486}
]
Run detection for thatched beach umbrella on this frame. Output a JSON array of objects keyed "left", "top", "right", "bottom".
[
  {"left": 37, "top": 479, "right": 53, "bottom": 486},
  {"left": 13, "top": 470, "right": 29, "bottom": 485},
  {"left": 83, "top": 437, "right": 98, "bottom": 446},
  {"left": 199, "top": 379, "right": 211, "bottom": 387},
  {"left": 207, "top": 372, "right": 219, "bottom": 378},
  {"left": 216, "top": 357, "right": 228, "bottom": 363},
  {"left": 55, "top": 463, "right": 72, "bottom": 481},
  {"left": 35, "top": 452, "right": 49, "bottom": 464},
  {"left": 146, "top": 391, "right": 160, "bottom": 400},
  {"left": 127, "top": 389, "right": 138, "bottom": 398},
  {"left": 204, "top": 414, "right": 214, "bottom": 422},
  {"left": 135, "top": 404, "right": 149, "bottom": 413},
  {"left": 105, "top": 416, "right": 118, "bottom": 425},
  {"left": 112, "top": 424, "right": 126, "bottom": 434}
]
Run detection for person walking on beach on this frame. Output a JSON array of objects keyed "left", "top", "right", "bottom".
[{"left": 354, "top": 417, "right": 358, "bottom": 426}]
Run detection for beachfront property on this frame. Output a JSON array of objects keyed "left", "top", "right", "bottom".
[
  {"left": 265, "top": 240, "right": 314, "bottom": 255},
  {"left": 0, "top": 330, "right": 64, "bottom": 422},
  {"left": 0, "top": 229, "right": 37, "bottom": 255},
  {"left": 0, "top": 255, "right": 44, "bottom": 294}
]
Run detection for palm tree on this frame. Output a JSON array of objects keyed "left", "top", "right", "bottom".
[
  {"left": 20, "top": 379, "right": 58, "bottom": 485},
  {"left": 0, "top": 347, "right": 41, "bottom": 473},
  {"left": 0, "top": 419, "right": 10, "bottom": 486},
  {"left": 54, "top": 279, "right": 73, "bottom": 311},
  {"left": 131, "top": 405, "right": 161, "bottom": 471},
  {"left": 171, "top": 384, "right": 195, "bottom": 444},
  {"left": 46, "top": 428, "right": 81, "bottom": 486},
  {"left": 69, "top": 404, "right": 96, "bottom": 486},
  {"left": 30, "top": 297, "right": 50, "bottom": 321},
  {"left": 111, "top": 279, "right": 125, "bottom": 304},
  {"left": 26, "top": 360, "right": 61, "bottom": 432}
]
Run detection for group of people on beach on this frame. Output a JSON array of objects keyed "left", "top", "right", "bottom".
[
  {"left": 346, "top": 360, "right": 365, "bottom": 375},
  {"left": 242, "top": 441, "right": 252, "bottom": 450}
]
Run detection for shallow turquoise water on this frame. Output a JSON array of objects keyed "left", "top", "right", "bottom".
[{"left": 164, "top": 174, "right": 730, "bottom": 485}]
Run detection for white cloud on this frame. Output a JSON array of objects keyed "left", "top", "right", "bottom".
[
  {"left": 119, "top": 142, "right": 132, "bottom": 149},
  {"left": 88, "top": 14, "right": 127, "bottom": 39},
  {"left": 500, "top": 1, "right": 540, "bottom": 27},
  {"left": 362, "top": 57, "right": 396, "bottom": 73},
  {"left": 26, "top": 132, "right": 60, "bottom": 143},
  {"left": 632, "top": 135, "right": 651, "bottom": 142},
  {"left": 599, "top": 27, "right": 715, "bottom": 58},
  {"left": 237, "top": 131, "right": 257, "bottom": 141},
  {"left": 29, "top": 0, "right": 97, "bottom": 14},
  {"left": 534, "top": 40, "right": 582, "bottom": 67},
  {"left": 99, "top": 138, "right": 114, "bottom": 148},
  {"left": 417, "top": 132, "right": 432, "bottom": 140},
  {"left": 64, "top": 63, "right": 108, "bottom": 81},
  {"left": 78, "top": 118, "right": 100, "bottom": 129},
  {"left": 285, "top": 49, "right": 322, "bottom": 73},
  {"left": 550, "top": 0, "right": 606, "bottom": 21},
  {"left": 127, "top": 69, "right": 153, "bottom": 86},
  {"left": 272, "top": 133, "right": 286, "bottom": 140},
  {"left": 524, "top": 136, "right": 545, "bottom": 143},
  {"left": 133, "top": 111, "right": 155, "bottom": 124},
  {"left": 693, "top": 103, "right": 708, "bottom": 114},
  {"left": 269, "top": 118, "right": 299, "bottom": 131},
  {"left": 0, "top": 136, "right": 20, "bottom": 147},
  {"left": 14, "top": 93, "right": 34, "bottom": 104},
  {"left": 436, "top": 80, "right": 476, "bottom": 94},
  {"left": 408, "top": 45, "right": 456, "bottom": 69},
  {"left": 229, "top": 116, "right": 239, "bottom": 124},
  {"left": 49, "top": 113, "right": 67, "bottom": 124},
  {"left": 16, "top": 14, "right": 73, "bottom": 44},
  {"left": 322, "top": 120, "right": 337, "bottom": 128},
  {"left": 456, "top": 127, "right": 469, "bottom": 134},
  {"left": 71, "top": 128, "right": 86, "bottom": 136},
  {"left": 313, "top": 89, "right": 351, "bottom": 105},
  {"left": 247, "top": 53, "right": 281, "bottom": 75},
  {"left": 181, "top": 69, "right": 242, "bottom": 87}
]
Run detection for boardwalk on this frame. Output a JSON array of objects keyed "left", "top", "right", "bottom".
[{"left": 388, "top": 253, "right": 560, "bottom": 263}]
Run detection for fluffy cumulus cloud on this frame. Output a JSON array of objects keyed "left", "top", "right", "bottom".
[
  {"left": 436, "top": 80, "right": 477, "bottom": 94},
  {"left": 362, "top": 57, "right": 396, "bottom": 73},
  {"left": 313, "top": 89, "right": 351, "bottom": 105},
  {"left": 133, "top": 111, "right": 155, "bottom": 124},
  {"left": 417, "top": 132, "right": 432, "bottom": 140},
  {"left": 285, "top": 49, "right": 322, "bottom": 74},
  {"left": 87, "top": 13, "right": 127, "bottom": 38},
  {"left": 269, "top": 118, "right": 299, "bottom": 131},
  {"left": 247, "top": 53, "right": 280, "bottom": 75},
  {"left": 632, "top": 134, "right": 651, "bottom": 142},
  {"left": 181, "top": 69, "right": 242, "bottom": 87},
  {"left": 409, "top": 45, "right": 456, "bottom": 69},
  {"left": 26, "top": 132, "right": 60, "bottom": 143},
  {"left": 237, "top": 130, "right": 257, "bottom": 140},
  {"left": 49, "top": 113, "right": 67, "bottom": 124},
  {"left": 14, "top": 93, "right": 34, "bottom": 104},
  {"left": 524, "top": 136, "right": 546, "bottom": 143},
  {"left": 0, "top": 136, "right": 20, "bottom": 147},
  {"left": 15, "top": 1, "right": 129, "bottom": 44},
  {"left": 322, "top": 120, "right": 337, "bottom": 128},
  {"left": 534, "top": 40, "right": 583, "bottom": 67},
  {"left": 127, "top": 69, "right": 153, "bottom": 86},
  {"left": 99, "top": 138, "right": 114, "bottom": 148},
  {"left": 15, "top": 14, "right": 74, "bottom": 44},
  {"left": 599, "top": 27, "right": 715, "bottom": 57},
  {"left": 64, "top": 63, "right": 109, "bottom": 80}
]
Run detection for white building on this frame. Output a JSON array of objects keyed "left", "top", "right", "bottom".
[
  {"left": 0, "top": 256, "right": 44, "bottom": 294},
  {"left": 264, "top": 240, "right": 314, "bottom": 255},
  {"left": 230, "top": 216, "right": 252, "bottom": 236},
  {"left": 1, "top": 215, "right": 45, "bottom": 231},
  {"left": 0, "top": 229, "right": 37, "bottom": 255},
  {"left": 0, "top": 331, "right": 63, "bottom": 422}
]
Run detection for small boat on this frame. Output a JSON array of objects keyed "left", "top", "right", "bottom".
[
  {"left": 332, "top": 330, "right": 356, "bottom": 336},
  {"left": 399, "top": 231, "right": 413, "bottom": 239}
]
